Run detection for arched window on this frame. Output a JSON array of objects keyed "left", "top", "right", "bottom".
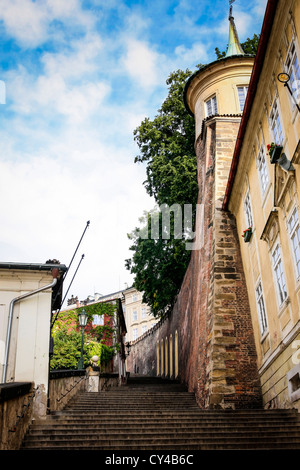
[
  {"left": 165, "top": 337, "right": 168, "bottom": 377},
  {"left": 156, "top": 341, "right": 160, "bottom": 376},
  {"left": 175, "top": 331, "right": 179, "bottom": 378},
  {"left": 169, "top": 334, "right": 173, "bottom": 378},
  {"left": 160, "top": 339, "right": 164, "bottom": 376}
]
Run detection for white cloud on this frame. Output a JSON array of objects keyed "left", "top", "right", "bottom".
[
  {"left": 121, "top": 39, "right": 162, "bottom": 90},
  {"left": 0, "top": 132, "right": 154, "bottom": 299},
  {"left": 0, "top": 0, "right": 267, "bottom": 302},
  {"left": 0, "top": 0, "right": 49, "bottom": 47},
  {"left": 0, "top": 0, "right": 95, "bottom": 47},
  {"left": 175, "top": 42, "right": 210, "bottom": 67},
  {"left": 41, "top": 33, "right": 104, "bottom": 80}
]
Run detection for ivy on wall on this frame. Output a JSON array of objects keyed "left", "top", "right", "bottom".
[{"left": 50, "top": 302, "right": 118, "bottom": 371}]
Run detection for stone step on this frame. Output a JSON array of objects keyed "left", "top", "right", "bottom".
[
  {"left": 37, "top": 419, "right": 300, "bottom": 430},
  {"left": 21, "top": 375, "right": 300, "bottom": 451},
  {"left": 50, "top": 409, "right": 299, "bottom": 419},
  {"left": 32, "top": 422, "right": 300, "bottom": 433},
  {"left": 22, "top": 435, "right": 300, "bottom": 451},
  {"left": 24, "top": 428, "right": 300, "bottom": 441}
]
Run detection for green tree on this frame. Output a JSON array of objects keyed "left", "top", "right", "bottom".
[
  {"left": 133, "top": 68, "right": 198, "bottom": 206},
  {"left": 126, "top": 69, "right": 198, "bottom": 317},
  {"left": 50, "top": 302, "right": 118, "bottom": 370},
  {"left": 50, "top": 326, "right": 89, "bottom": 370},
  {"left": 126, "top": 209, "right": 192, "bottom": 317}
]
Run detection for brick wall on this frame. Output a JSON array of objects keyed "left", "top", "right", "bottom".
[{"left": 127, "top": 116, "right": 262, "bottom": 409}]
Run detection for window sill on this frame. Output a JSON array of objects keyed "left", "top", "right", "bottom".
[{"left": 278, "top": 296, "right": 290, "bottom": 317}]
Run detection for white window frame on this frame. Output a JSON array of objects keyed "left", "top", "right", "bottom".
[
  {"left": 141, "top": 307, "right": 147, "bottom": 318},
  {"left": 269, "top": 98, "right": 284, "bottom": 146},
  {"left": 288, "top": 206, "right": 300, "bottom": 279},
  {"left": 237, "top": 86, "right": 248, "bottom": 112},
  {"left": 257, "top": 145, "right": 270, "bottom": 195},
  {"left": 93, "top": 314, "right": 104, "bottom": 326},
  {"left": 285, "top": 37, "right": 300, "bottom": 110},
  {"left": 132, "top": 328, "right": 138, "bottom": 341},
  {"left": 205, "top": 94, "right": 218, "bottom": 117},
  {"left": 244, "top": 190, "right": 253, "bottom": 229},
  {"left": 132, "top": 310, "right": 138, "bottom": 322},
  {"left": 255, "top": 280, "right": 268, "bottom": 336},
  {"left": 272, "top": 242, "right": 288, "bottom": 306}
]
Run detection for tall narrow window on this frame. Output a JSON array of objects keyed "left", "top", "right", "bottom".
[
  {"left": 257, "top": 145, "right": 269, "bottom": 194},
  {"left": 244, "top": 191, "right": 253, "bottom": 228},
  {"left": 255, "top": 281, "right": 268, "bottom": 335},
  {"left": 237, "top": 86, "right": 248, "bottom": 112},
  {"left": 132, "top": 328, "right": 138, "bottom": 340},
  {"left": 272, "top": 243, "right": 287, "bottom": 305},
  {"left": 270, "top": 100, "right": 284, "bottom": 145},
  {"left": 205, "top": 94, "right": 218, "bottom": 117},
  {"left": 141, "top": 307, "right": 147, "bottom": 318},
  {"left": 288, "top": 207, "right": 300, "bottom": 278},
  {"left": 132, "top": 310, "right": 137, "bottom": 322},
  {"left": 286, "top": 39, "right": 300, "bottom": 108},
  {"left": 156, "top": 341, "right": 160, "bottom": 376}
]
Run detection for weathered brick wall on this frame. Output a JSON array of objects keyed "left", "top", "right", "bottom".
[
  {"left": 127, "top": 116, "right": 262, "bottom": 409},
  {"left": 207, "top": 119, "right": 262, "bottom": 408}
]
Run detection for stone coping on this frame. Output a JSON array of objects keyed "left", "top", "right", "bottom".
[
  {"left": 0, "top": 382, "right": 32, "bottom": 403},
  {"left": 49, "top": 369, "right": 87, "bottom": 380}
]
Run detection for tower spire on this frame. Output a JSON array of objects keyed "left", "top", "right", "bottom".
[{"left": 225, "top": 0, "right": 245, "bottom": 57}]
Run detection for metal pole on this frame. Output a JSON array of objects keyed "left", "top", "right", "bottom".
[
  {"left": 52, "top": 220, "right": 90, "bottom": 309},
  {"left": 51, "top": 254, "right": 85, "bottom": 330},
  {"left": 78, "top": 327, "right": 84, "bottom": 370}
]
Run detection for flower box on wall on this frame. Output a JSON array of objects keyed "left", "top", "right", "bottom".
[
  {"left": 268, "top": 143, "right": 283, "bottom": 164},
  {"left": 242, "top": 227, "right": 252, "bottom": 243}
]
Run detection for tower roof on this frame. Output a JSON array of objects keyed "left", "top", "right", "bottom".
[{"left": 225, "top": 8, "right": 245, "bottom": 57}]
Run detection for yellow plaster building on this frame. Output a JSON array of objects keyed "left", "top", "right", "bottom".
[
  {"left": 123, "top": 286, "right": 159, "bottom": 342},
  {"left": 224, "top": 0, "right": 300, "bottom": 410}
]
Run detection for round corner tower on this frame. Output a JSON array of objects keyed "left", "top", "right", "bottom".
[
  {"left": 184, "top": 11, "right": 255, "bottom": 205},
  {"left": 182, "top": 10, "right": 262, "bottom": 409}
]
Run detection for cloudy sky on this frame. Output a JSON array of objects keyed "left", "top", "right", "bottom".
[{"left": 0, "top": 0, "right": 267, "bottom": 305}]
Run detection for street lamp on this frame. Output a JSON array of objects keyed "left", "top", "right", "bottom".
[
  {"left": 78, "top": 307, "right": 88, "bottom": 370},
  {"left": 125, "top": 342, "right": 131, "bottom": 357},
  {"left": 277, "top": 72, "right": 300, "bottom": 113}
]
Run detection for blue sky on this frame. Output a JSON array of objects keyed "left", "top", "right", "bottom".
[{"left": 0, "top": 0, "right": 267, "bottom": 304}]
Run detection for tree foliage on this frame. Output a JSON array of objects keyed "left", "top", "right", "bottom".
[
  {"left": 215, "top": 33, "right": 260, "bottom": 59},
  {"left": 126, "top": 210, "right": 192, "bottom": 317},
  {"left": 126, "top": 69, "right": 198, "bottom": 318},
  {"left": 133, "top": 68, "right": 198, "bottom": 206},
  {"left": 50, "top": 326, "right": 88, "bottom": 370},
  {"left": 50, "top": 302, "right": 117, "bottom": 370}
]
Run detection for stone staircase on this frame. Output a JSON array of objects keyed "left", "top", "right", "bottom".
[{"left": 21, "top": 376, "right": 300, "bottom": 450}]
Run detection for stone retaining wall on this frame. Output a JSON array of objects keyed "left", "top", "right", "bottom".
[
  {"left": 126, "top": 117, "right": 262, "bottom": 409},
  {"left": 0, "top": 382, "right": 33, "bottom": 450}
]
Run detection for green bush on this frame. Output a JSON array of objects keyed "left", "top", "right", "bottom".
[{"left": 50, "top": 326, "right": 89, "bottom": 370}]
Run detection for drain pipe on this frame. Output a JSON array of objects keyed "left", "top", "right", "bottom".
[{"left": 2, "top": 269, "right": 59, "bottom": 384}]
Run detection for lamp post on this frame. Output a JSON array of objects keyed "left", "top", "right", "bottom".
[
  {"left": 78, "top": 307, "right": 88, "bottom": 370},
  {"left": 277, "top": 72, "right": 300, "bottom": 113},
  {"left": 125, "top": 342, "right": 131, "bottom": 357}
]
